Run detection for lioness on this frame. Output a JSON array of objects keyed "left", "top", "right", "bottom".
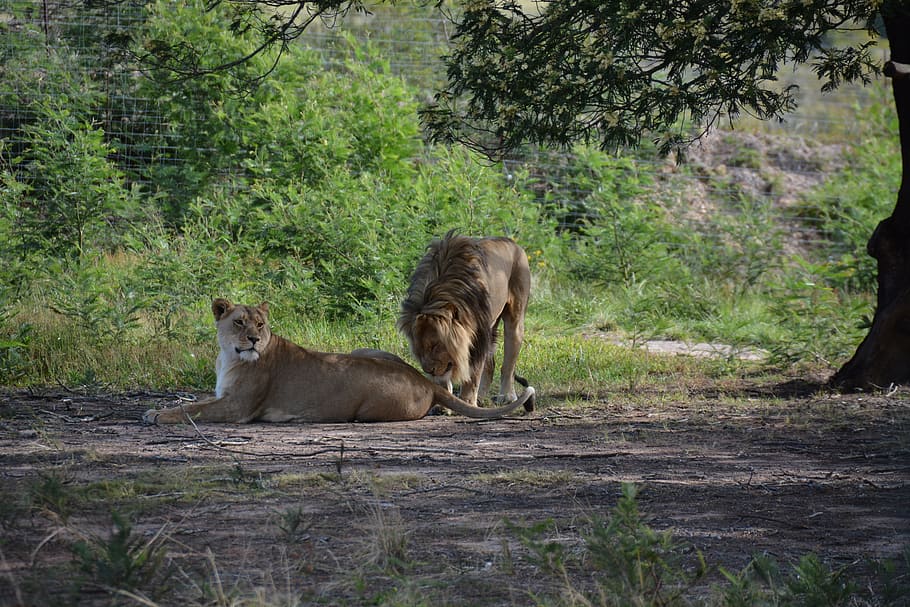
[
  {"left": 397, "top": 231, "right": 532, "bottom": 408},
  {"left": 142, "top": 299, "right": 534, "bottom": 424}
]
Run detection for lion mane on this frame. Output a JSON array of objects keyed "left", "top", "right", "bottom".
[{"left": 398, "top": 232, "right": 494, "bottom": 385}]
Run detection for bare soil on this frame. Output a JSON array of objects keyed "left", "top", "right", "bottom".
[{"left": 0, "top": 380, "right": 908, "bottom": 606}]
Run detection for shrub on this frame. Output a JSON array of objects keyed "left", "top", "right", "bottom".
[
  {"left": 790, "top": 89, "right": 899, "bottom": 292},
  {"left": 512, "top": 484, "right": 904, "bottom": 606},
  {"left": 511, "top": 483, "right": 706, "bottom": 606},
  {"left": 71, "top": 511, "right": 171, "bottom": 596},
  {"left": 138, "top": 0, "right": 421, "bottom": 221}
]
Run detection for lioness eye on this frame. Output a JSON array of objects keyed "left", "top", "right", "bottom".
[
  {"left": 233, "top": 319, "right": 243, "bottom": 327},
  {"left": 256, "top": 322, "right": 264, "bottom": 329}
]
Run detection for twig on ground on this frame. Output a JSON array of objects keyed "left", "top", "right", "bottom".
[{"left": 39, "top": 409, "right": 115, "bottom": 423}]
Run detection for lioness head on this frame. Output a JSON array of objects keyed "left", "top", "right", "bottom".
[{"left": 213, "top": 298, "right": 272, "bottom": 362}]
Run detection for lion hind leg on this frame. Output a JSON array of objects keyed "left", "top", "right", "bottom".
[
  {"left": 424, "top": 376, "right": 454, "bottom": 415},
  {"left": 355, "top": 397, "right": 429, "bottom": 422}
]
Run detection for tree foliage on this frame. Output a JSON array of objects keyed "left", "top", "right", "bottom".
[
  {"left": 131, "top": 0, "right": 887, "bottom": 158},
  {"left": 135, "top": 0, "right": 373, "bottom": 83},
  {"left": 421, "top": 0, "right": 885, "bottom": 156}
]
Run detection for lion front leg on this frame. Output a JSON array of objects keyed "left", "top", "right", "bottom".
[
  {"left": 143, "top": 396, "right": 251, "bottom": 424},
  {"left": 428, "top": 376, "right": 456, "bottom": 415},
  {"left": 497, "top": 314, "right": 524, "bottom": 402},
  {"left": 458, "top": 356, "right": 490, "bottom": 406},
  {"left": 457, "top": 379, "right": 480, "bottom": 406},
  {"left": 477, "top": 351, "right": 495, "bottom": 402}
]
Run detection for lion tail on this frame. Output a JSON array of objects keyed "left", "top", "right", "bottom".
[{"left": 435, "top": 386, "right": 536, "bottom": 419}]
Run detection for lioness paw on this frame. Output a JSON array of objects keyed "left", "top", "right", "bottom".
[{"left": 142, "top": 409, "right": 161, "bottom": 425}]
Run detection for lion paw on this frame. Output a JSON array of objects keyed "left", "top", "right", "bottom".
[
  {"left": 494, "top": 390, "right": 535, "bottom": 412},
  {"left": 142, "top": 409, "right": 161, "bottom": 425},
  {"left": 492, "top": 393, "right": 518, "bottom": 405}
]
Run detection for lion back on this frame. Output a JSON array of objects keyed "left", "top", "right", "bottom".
[{"left": 398, "top": 231, "right": 495, "bottom": 373}]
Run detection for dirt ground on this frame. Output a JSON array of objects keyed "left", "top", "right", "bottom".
[{"left": 0, "top": 379, "right": 908, "bottom": 606}]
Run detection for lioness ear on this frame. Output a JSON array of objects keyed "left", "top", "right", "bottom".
[
  {"left": 212, "top": 298, "right": 233, "bottom": 321},
  {"left": 258, "top": 302, "right": 269, "bottom": 316}
]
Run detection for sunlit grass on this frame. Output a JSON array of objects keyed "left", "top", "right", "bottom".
[
  {"left": 9, "top": 291, "right": 759, "bottom": 394},
  {"left": 470, "top": 469, "right": 580, "bottom": 488}
]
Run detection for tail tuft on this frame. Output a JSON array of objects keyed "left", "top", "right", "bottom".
[{"left": 520, "top": 386, "right": 535, "bottom": 412}]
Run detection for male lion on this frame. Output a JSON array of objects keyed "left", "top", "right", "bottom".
[
  {"left": 397, "top": 231, "right": 532, "bottom": 408},
  {"left": 142, "top": 299, "right": 534, "bottom": 424}
]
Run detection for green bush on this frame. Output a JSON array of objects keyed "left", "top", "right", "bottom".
[
  {"left": 1, "top": 71, "right": 139, "bottom": 259},
  {"left": 528, "top": 149, "right": 690, "bottom": 286},
  {"left": 128, "top": 144, "right": 544, "bottom": 322},
  {"left": 768, "top": 257, "right": 871, "bottom": 366},
  {"left": 47, "top": 256, "right": 148, "bottom": 342},
  {"left": 71, "top": 511, "right": 171, "bottom": 596}
]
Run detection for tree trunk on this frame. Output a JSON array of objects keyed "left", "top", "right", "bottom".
[{"left": 831, "top": 7, "right": 910, "bottom": 390}]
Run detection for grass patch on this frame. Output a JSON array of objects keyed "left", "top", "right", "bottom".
[
  {"left": 20, "top": 465, "right": 289, "bottom": 523},
  {"left": 521, "top": 333, "right": 744, "bottom": 400},
  {"left": 275, "top": 470, "right": 429, "bottom": 494},
  {"left": 2, "top": 294, "right": 758, "bottom": 395},
  {"left": 357, "top": 498, "right": 411, "bottom": 575},
  {"left": 471, "top": 469, "right": 580, "bottom": 488}
]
